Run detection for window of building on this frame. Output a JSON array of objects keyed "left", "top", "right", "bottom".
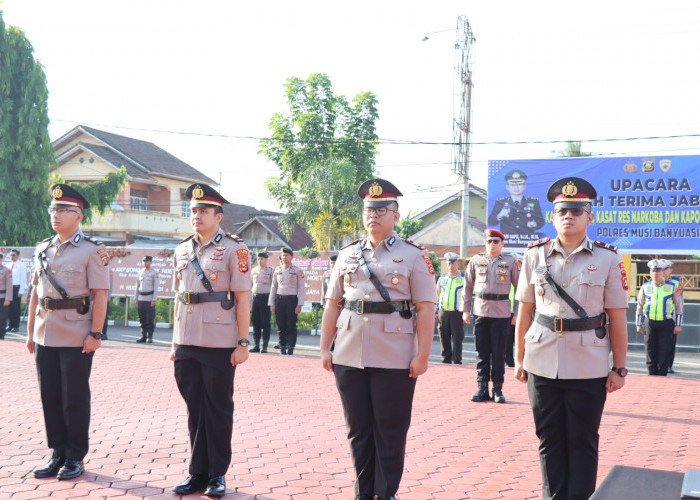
[
  {"left": 130, "top": 189, "right": 148, "bottom": 211},
  {"left": 181, "top": 201, "right": 190, "bottom": 217}
]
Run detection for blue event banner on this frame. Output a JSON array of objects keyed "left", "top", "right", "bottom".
[{"left": 487, "top": 156, "right": 700, "bottom": 254}]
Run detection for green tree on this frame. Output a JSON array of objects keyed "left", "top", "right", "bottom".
[
  {"left": 259, "top": 73, "right": 379, "bottom": 245},
  {"left": 395, "top": 211, "right": 424, "bottom": 239},
  {"left": 265, "top": 158, "right": 364, "bottom": 249},
  {"left": 553, "top": 141, "right": 592, "bottom": 157},
  {"left": 0, "top": 13, "right": 127, "bottom": 246},
  {"left": 0, "top": 13, "right": 54, "bottom": 245}
]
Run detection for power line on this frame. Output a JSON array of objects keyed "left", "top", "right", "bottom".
[{"left": 53, "top": 118, "right": 700, "bottom": 148}]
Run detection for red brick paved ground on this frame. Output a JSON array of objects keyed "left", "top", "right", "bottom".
[{"left": 1, "top": 339, "right": 698, "bottom": 499}]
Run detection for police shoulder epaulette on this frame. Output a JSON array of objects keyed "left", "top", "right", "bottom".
[
  {"left": 594, "top": 240, "right": 618, "bottom": 253},
  {"left": 403, "top": 238, "right": 425, "bottom": 250},
  {"left": 83, "top": 235, "right": 104, "bottom": 246},
  {"left": 340, "top": 239, "right": 361, "bottom": 250},
  {"left": 179, "top": 234, "right": 195, "bottom": 244},
  {"left": 226, "top": 233, "right": 245, "bottom": 242},
  {"left": 526, "top": 237, "right": 550, "bottom": 249},
  {"left": 37, "top": 237, "right": 53, "bottom": 252}
]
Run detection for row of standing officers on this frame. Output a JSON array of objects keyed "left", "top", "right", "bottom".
[{"left": 25, "top": 175, "right": 640, "bottom": 500}]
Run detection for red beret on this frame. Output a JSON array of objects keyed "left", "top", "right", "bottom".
[{"left": 484, "top": 228, "right": 505, "bottom": 240}]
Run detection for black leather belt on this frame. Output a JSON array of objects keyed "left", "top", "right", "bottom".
[
  {"left": 178, "top": 291, "right": 233, "bottom": 305},
  {"left": 41, "top": 296, "right": 90, "bottom": 311},
  {"left": 534, "top": 312, "right": 605, "bottom": 333},
  {"left": 276, "top": 295, "right": 297, "bottom": 300},
  {"left": 474, "top": 292, "right": 510, "bottom": 301},
  {"left": 344, "top": 300, "right": 411, "bottom": 315},
  {"left": 138, "top": 290, "right": 154, "bottom": 296}
]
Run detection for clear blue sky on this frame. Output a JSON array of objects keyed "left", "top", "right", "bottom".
[{"left": 3, "top": 0, "right": 700, "bottom": 215}]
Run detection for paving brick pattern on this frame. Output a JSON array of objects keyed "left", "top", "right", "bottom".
[{"left": 1, "top": 339, "right": 697, "bottom": 499}]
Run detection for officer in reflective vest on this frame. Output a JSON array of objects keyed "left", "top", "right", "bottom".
[
  {"left": 435, "top": 252, "right": 465, "bottom": 364},
  {"left": 662, "top": 259, "right": 683, "bottom": 373},
  {"left": 636, "top": 259, "right": 683, "bottom": 376}
]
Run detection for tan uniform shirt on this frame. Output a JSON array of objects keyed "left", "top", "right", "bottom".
[
  {"left": 516, "top": 237, "right": 628, "bottom": 379},
  {"left": 462, "top": 253, "right": 520, "bottom": 318},
  {"left": 251, "top": 265, "right": 273, "bottom": 294},
  {"left": 321, "top": 269, "right": 333, "bottom": 306},
  {"left": 135, "top": 268, "right": 159, "bottom": 301},
  {"left": 32, "top": 230, "right": 110, "bottom": 347},
  {"left": 172, "top": 228, "right": 251, "bottom": 348},
  {"left": 0, "top": 266, "right": 12, "bottom": 301},
  {"left": 268, "top": 264, "right": 305, "bottom": 305},
  {"left": 326, "top": 232, "right": 437, "bottom": 369}
]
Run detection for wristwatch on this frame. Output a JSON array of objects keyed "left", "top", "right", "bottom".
[
  {"left": 89, "top": 331, "right": 103, "bottom": 340},
  {"left": 237, "top": 338, "right": 250, "bottom": 347},
  {"left": 611, "top": 366, "right": 628, "bottom": 377}
]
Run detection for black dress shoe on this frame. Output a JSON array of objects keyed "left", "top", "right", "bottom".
[
  {"left": 136, "top": 337, "right": 146, "bottom": 343},
  {"left": 56, "top": 459, "right": 84, "bottom": 480},
  {"left": 249, "top": 346, "right": 261, "bottom": 353},
  {"left": 273, "top": 343, "right": 280, "bottom": 349},
  {"left": 9, "top": 327, "right": 19, "bottom": 333},
  {"left": 146, "top": 338, "right": 153, "bottom": 343},
  {"left": 172, "top": 474, "right": 209, "bottom": 495},
  {"left": 204, "top": 475, "right": 226, "bottom": 497},
  {"left": 33, "top": 457, "right": 66, "bottom": 478}
]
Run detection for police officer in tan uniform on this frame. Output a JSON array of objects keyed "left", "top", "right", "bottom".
[
  {"left": 269, "top": 247, "right": 305, "bottom": 355},
  {"left": 462, "top": 228, "right": 520, "bottom": 403},
  {"left": 0, "top": 254, "right": 13, "bottom": 339},
  {"left": 135, "top": 255, "right": 159, "bottom": 343},
  {"left": 250, "top": 251, "right": 273, "bottom": 352},
  {"left": 321, "top": 254, "right": 337, "bottom": 308},
  {"left": 514, "top": 177, "right": 629, "bottom": 500},
  {"left": 170, "top": 183, "right": 252, "bottom": 497},
  {"left": 26, "top": 184, "right": 110, "bottom": 481},
  {"left": 320, "top": 178, "right": 437, "bottom": 500}
]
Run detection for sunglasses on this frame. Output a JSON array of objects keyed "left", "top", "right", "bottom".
[
  {"left": 553, "top": 207, "right": 590, "bottom": 217},
  {"left": 486, "top": 239, "right": 502, "bottom": 244}
]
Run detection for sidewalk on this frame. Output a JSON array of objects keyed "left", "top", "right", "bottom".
[{"left": 1, "top": 338, "right": 698, "bottom": 499}]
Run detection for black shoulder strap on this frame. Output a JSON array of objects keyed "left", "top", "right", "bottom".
[
  {"left": 354, "top": 241, "right": 391, "bottom": 303},
  {"left": 538, "top": 244, "right": 587, "bottom": 318},
  {"left": 37, "top": 249, "right": 70, "bottom": 300},
  {"left": 188, "top": 239, "right": 214, "bottom": 293}
]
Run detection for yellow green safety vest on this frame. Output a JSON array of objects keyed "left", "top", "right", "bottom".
[
  {"left": 438, "top": 273, "right": 465, "bottom": 311},
  {"left": 641, "top": 281, "right": 676, "bottom": 321}
]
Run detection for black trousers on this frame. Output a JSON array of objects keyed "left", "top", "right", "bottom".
[
  {"left": 334, "top": 364, "right": 416, "bottom": 499},
  {"left": 0, "top": 300, "right": 8, "bottom": 338},
  {"left": 35, "top": 344, "right": 94, "bottom": 461},
  {"left": 137, "top": 300, "right": 156, "bottom": 338},
  {"left": 9, "top": 284, "right": 21, "bottom": 329},
  {"left": 505, "top": 319, "right": 516, "bottom": 366},
  {"left": 667, "top": 330, "right": 678, "bottom": 370},
  {"left": 473, "top": 315, "right": 510, "bottom": 385},
  {"left": 274, "top": 296, "right": 298, "bottom": 348},
  {"left": 252, "top": 293, "right": 271, "bottom": 347},
  {"left": 644, "top": 318, "right": 675, "bottom": 376},
  {"left": 528, "top": 374, "right": 607, "bottom": 500},
  {"left": 174, "top": 345, "right": 236, "bottom": 476},
  {"left": 437, "top": 309, "right": 464, "bottom": 363}
]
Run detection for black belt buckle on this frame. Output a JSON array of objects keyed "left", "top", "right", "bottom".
[
  {"left": 553, "top": 317, "right": 563, "bottom": 335},
  {"left": 355, "top": 300, "right": 364, "bottom": 314},
  {"left": 181, "top": 291, "right": 191, "bottom": 305}
]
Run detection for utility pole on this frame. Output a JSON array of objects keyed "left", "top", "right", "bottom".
[{"left": 452, "top": 16, "right": 475, "bottom": 258}]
